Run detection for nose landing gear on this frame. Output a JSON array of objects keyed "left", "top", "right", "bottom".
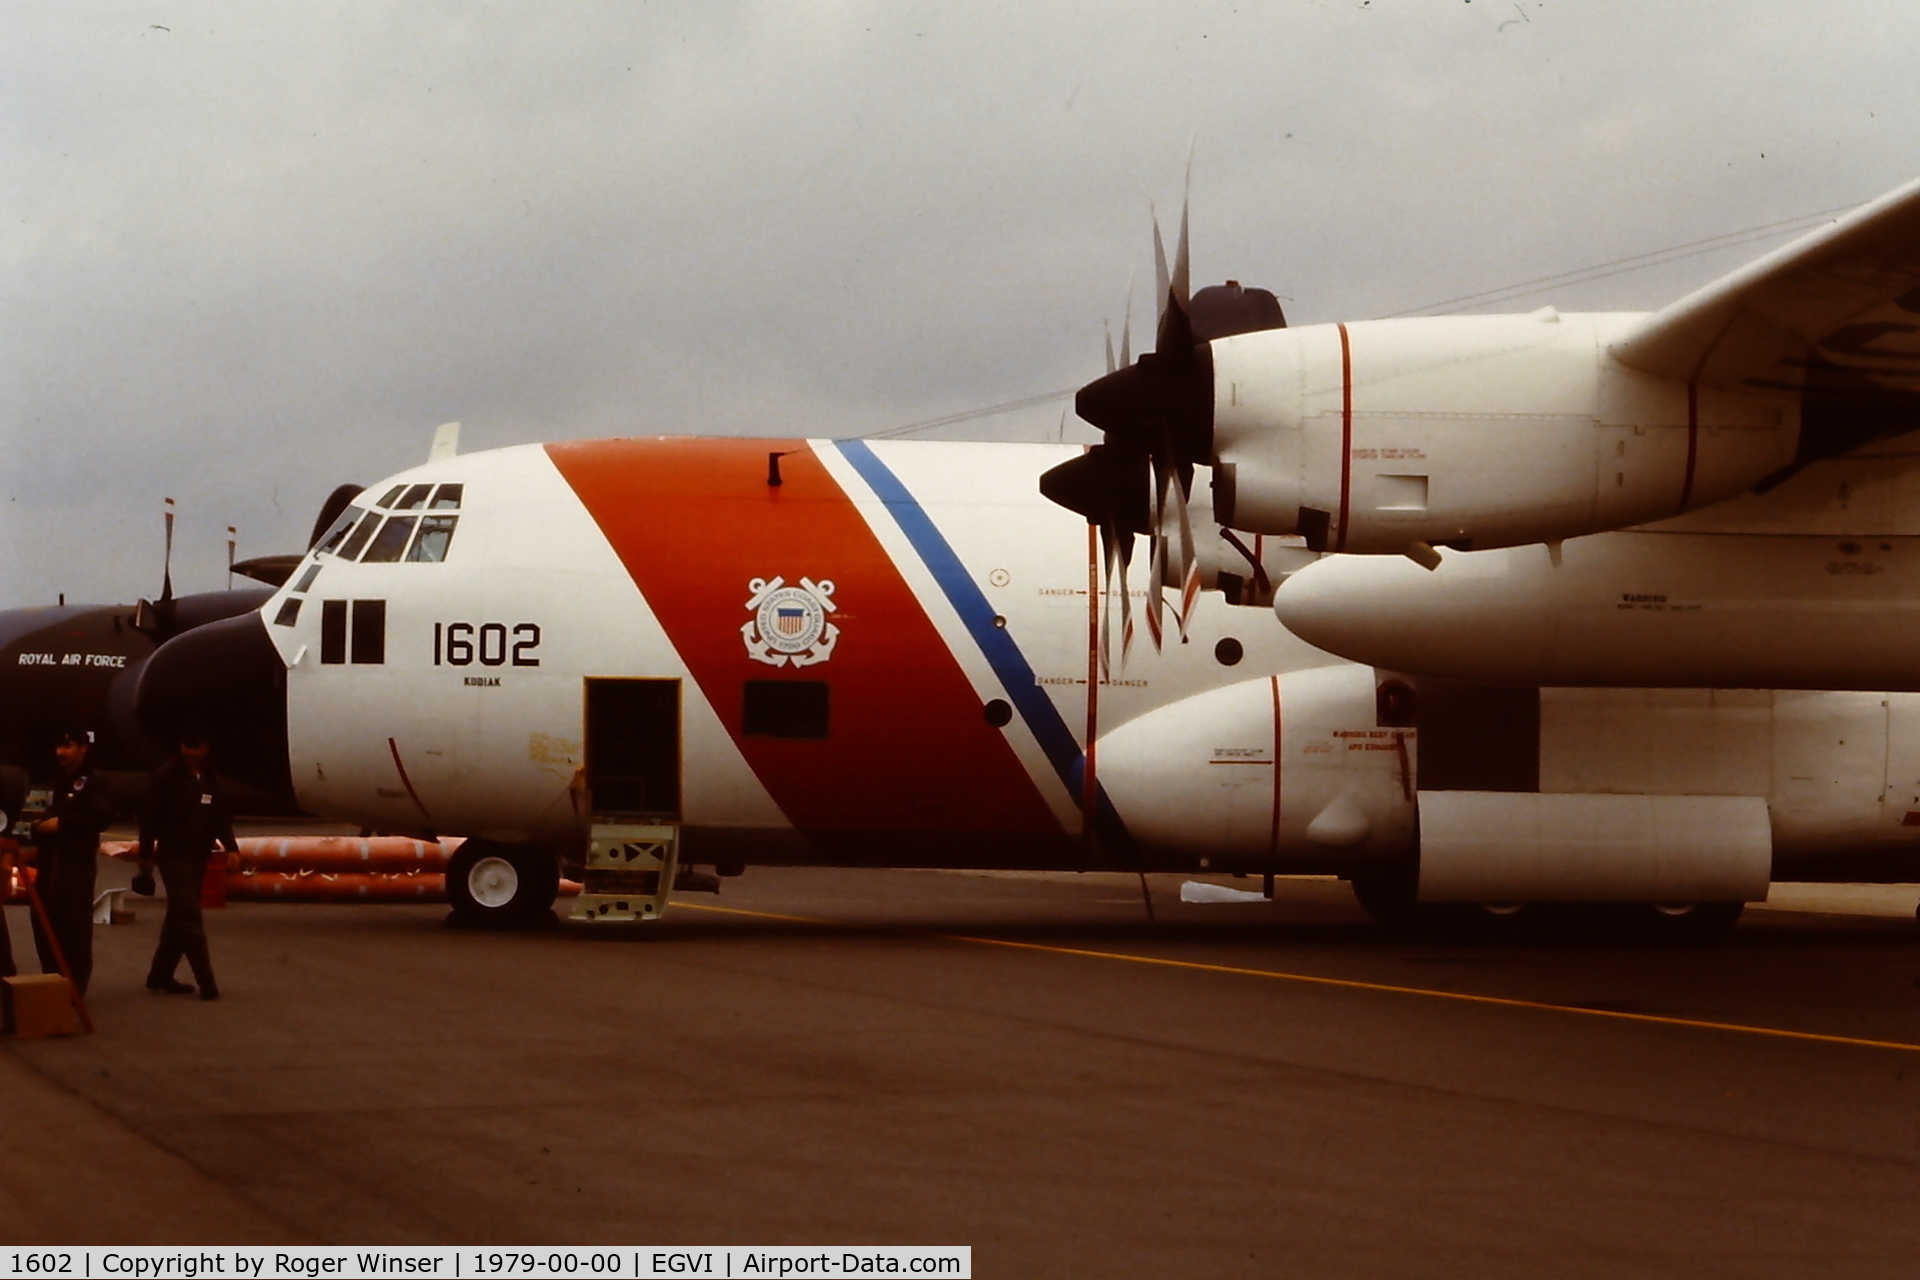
[{"left": 445, "top": 840, "right": 559, "bottom": 927}]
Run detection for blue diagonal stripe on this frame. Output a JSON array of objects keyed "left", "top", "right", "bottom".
[{"left": 834, "top": 439, "right": 1087, "bottom": 792}]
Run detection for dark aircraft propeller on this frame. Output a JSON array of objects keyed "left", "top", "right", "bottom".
[
  {"left": 130, "top": 496, "right": 179, "bottom": 642},
  {"left": 1039, "top": 176, "right": 1287, "bottom": 661},
  {"left": 132, "top": 484, "right": 363, "bottom": 628},
  {"left": 230, "top": 482, "right": 365, "bottom": 588}
]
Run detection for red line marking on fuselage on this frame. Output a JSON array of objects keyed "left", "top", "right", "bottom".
[
  {"left": 1267, "top": 675, "right": 1282, "bottom": 861},
  {"left": 1336, "top": 323, "right": 1354, "bottom": 552},
  {"left": 1679, "top": 380, "right": 1700, "bottom": 513},
  {"left": 1082, "top": 520, "right": 1100, "bottom": 852}
]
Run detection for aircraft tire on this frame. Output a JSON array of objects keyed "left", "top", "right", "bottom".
[
  {"left": 446, "top": 840, "right": 560, "bottom": 927},
  {"left": 1348, "top": 863, "right": 1421, "bottom": 928},
  {"left": 1632, "top": 900, "right": 1744, "bottom": 945}
]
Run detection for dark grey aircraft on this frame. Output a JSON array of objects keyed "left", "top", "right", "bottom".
[{"left": 0, "top": 485, "right": 361, "bottom": 819}]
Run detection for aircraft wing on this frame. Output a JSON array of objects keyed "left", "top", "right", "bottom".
[{"left": 1610, "top": 174, "right": 1920, "bottom": 399}]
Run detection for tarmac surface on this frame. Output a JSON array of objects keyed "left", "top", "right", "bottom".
[{"left": 4, "top": 863, "right": 1920, "bottom": 1278}]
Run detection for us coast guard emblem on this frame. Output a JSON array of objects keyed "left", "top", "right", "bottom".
[{"left": 743, "top": 576, "right": 839, "bottom": 668}]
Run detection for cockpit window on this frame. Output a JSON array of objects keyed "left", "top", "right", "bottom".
[
  {"left": 317, "top": 506, "right": 370, "bottom": 556},
  {"left": 294, "top": 563, "right": 322, "bottom": 593},
  {"left": 407, "top": 514, "right": 458, "bottom": 562},
  {"left": 321, "top": 485, "right": 463, "bottom": 564},
  {"left": 360, "top": 515, "right": 417, "bottom": 563},
  {"left": 338, "top": 512, "right": 381, "bottom": 561}
]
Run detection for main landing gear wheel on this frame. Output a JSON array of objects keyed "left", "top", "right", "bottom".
[
  {"left": 1349, "top": 866, "right": 1500, "bottom": 935},
  {"left": 446, "top": 840, "right": 560, "bottom": 928},
  {"left": 1632, "top": 901, "right": 1744, "bottom": 945},
  {"left": 1348, "top": 863, "right": 1421, "bottom": 929}
]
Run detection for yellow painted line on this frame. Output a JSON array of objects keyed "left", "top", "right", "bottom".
[{"left": 679, "top": 901, "right": 1920, "bottom": 1055}]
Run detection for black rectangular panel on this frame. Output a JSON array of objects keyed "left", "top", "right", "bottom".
[
  {"left": 350, "top": 598, "right": 386, "bottom": 665},
  {"left": 742, "top": 680, "right": 829, "bottom": 739},
  {"left": 320, "top": 599, "right": 347, "bottom": 664},
  {"left": 1411, "top": 678, "right": 1540, "bottom": 793}
]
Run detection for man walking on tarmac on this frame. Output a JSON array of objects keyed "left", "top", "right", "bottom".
[
  {"left": 136, "top": 723, "right": 237, "bottom": 1000},
  {"left": 27, "top": 725, "right": 115, "bottom": 995},
  {"left": 0, "top": 767, "right": 20, "bottom": 977}
]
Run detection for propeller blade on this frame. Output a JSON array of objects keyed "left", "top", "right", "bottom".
[
  {"left": 1104, "top": 321, "right": 1116, "bottom": 376},
  {"left": 229, "top": 554, "right": 303, "bottom": 588},
  {"left": 1098, "top": 522, "right": 1118, "bottom": 682},
  {"left": 1170, "top": 473, "right": 1200, "bottom": 643},
  {"left": 1152, "top": 211, "right": 1170, "bottom": 333},
  {"left": 1171, "top": 187, "right": 1191, "bottom": 318},
  {"left": 1119, "top": 272, "right": 1134, "bottom": 371},
  {"left": 309, "top": 484, "right": 367, "bottom": 547},
  {"left": 1146, "top": 531, "right": 1166, "bottom": 652},
  {"left": 1155, "top": 202, "right": 1194, "bottom": 359},
  {"left": 161, "top": 496, "right": 176, "bottom": 604}
]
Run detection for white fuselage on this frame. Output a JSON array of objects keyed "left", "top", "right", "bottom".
[{"left": 223, "top": 435, "right": 1920, "bottom": 896}]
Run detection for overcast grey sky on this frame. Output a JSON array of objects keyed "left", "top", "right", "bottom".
[{"left": 7, "top": 1, "right": 1920, "bottom": 604}]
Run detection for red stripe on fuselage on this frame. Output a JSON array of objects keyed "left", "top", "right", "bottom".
[{"left": 546, "top": 438, "right": 1062, "bottom": 841}]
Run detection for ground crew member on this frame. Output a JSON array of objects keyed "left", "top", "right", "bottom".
[
  {"left": 0, "top": 769, "right": 17, "bottom": 977},
  {"left": 28, "top": 725, "right": 114, "bottom": 994},
  {"left": 136, "top": 724, "right": 237, "bottom": 1000},
  {"left": 0, "top": 836, "right": 15, "bottom": 980}
]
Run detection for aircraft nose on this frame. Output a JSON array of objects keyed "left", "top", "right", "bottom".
[{"left": 135, "top": 611, "right": 293, "bottom": 802}]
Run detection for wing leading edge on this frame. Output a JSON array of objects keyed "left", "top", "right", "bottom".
[{"left": 1610, "top": 173, "right": 1920, "bottom": 471}]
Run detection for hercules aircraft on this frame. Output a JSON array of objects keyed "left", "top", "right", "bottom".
[
  {"left": 131, "top": 433, "right": 1920, "bottom": 939},
  {"left": 131, "top": 173, "right": 1920, "bottom": 937}
]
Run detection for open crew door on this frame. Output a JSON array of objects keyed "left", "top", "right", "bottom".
[{"left": 573, "top": 677, "right": 682, "bottom": 922}]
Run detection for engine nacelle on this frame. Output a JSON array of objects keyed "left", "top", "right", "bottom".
[
  {"left": 1209, "top": 313, "right": 1797, "bottom": 554},
  {"left": 1095, "top": 665, "right": 1415, "bottom": 869},
  {"left": 1273, "top": 528, "right": 1920, "bottom": 693}
]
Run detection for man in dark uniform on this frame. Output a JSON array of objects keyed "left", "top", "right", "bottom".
[
  {"left": 28, "top": 726, "right": 115, "bottom": 994},
  {"left": 136, "top": 724, "right": 237, "bottom": 1000},
  {"left": 0, "top": 830, "right": 16, "bottom": 981},
  {"left": 0, "top": 767, "right": 20, "bottom": 977}
]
